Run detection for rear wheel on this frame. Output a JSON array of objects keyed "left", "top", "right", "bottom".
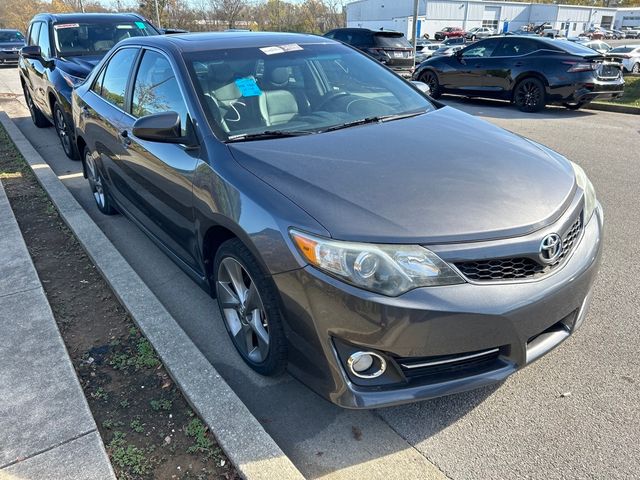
[
  {"left": 632, "top": 63, "right": 640, "bottom": 74},
  {"left": 513, "top": 77, "right": 546, "bottom": 112},
  {"left": 420, "top": 70, "right": 441, "bottom": 98},
  {"left": 23, "top": 87, "right": 50, "bottom": 128},
  {"left": 84, "top": 147, "right": 116, "bottom": 215},
  {"left": 214, "top": 238, "right": 287, "bottom": 376},
  {"left": 54, "top": 102, "right": 77, "bottom": 160}
]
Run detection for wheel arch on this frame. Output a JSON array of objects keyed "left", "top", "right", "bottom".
[{"left": 511, "top": 72, "right": 549, "bottom": 100}]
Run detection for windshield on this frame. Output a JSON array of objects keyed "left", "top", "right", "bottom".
[
  {"left": 186, "top": 42, "right": 434, "bottom": 141},
  {"left": 0, "top": 31, "right": 24, "bottom": 42},
  {"left": 53, "top": 21, "right": 156, "bottom": 56},
  {"left": 609, "top": 47, "right": 635, "bottom": 53}
]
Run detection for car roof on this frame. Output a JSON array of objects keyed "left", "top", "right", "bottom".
[
  {"left": 32, "top": 12, "right": 145, "bottom": 24},
  {"left": 118, "top": 31, "right": 335, "bottom": 53}
]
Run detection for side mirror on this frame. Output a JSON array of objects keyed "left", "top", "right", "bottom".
[
  {"left": 132, "top": 111, "right": 193, "bottom": 145},
  {"left": 21, "top": 45, "right": 42, "bottom": 59},
  {"left": 412, "top": 80, "right": 431, "bottom": 96}
]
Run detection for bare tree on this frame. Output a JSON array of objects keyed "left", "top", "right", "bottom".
[{"left": 208, "top": 0, "right": 249, "bottom": 29}]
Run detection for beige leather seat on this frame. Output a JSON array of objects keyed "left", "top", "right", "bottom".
[{"left": 259, "top": 66, "right": 299, "bottom": 126}]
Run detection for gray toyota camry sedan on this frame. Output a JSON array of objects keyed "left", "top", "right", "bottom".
[{"left": 72, "top": 32, "right": 603, "bottom": 408}]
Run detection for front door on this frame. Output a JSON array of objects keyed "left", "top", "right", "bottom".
[
  {"left": 453, "top": 38, "right": 502, "bottom": 95},
  {"left": 117, "top": 49, "right": 200, "bottom": 270}
]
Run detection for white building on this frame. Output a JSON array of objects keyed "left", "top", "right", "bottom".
[{"left": 346, "top": 0, "right": 640, "bottom": 38}]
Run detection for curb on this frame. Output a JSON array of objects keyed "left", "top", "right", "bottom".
[
  {"left": 0, "top": 112, "right": 305, "bottom": 480},
  {"left": 587, "top": 102, "right": 640, "bottom": 115}
]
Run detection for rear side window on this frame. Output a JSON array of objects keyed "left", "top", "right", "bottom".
[
  {"left": 100, "top": 48, "right": 138, "bottom": 110},
  {"left": 493, "top": 38, "right": 540, "bottom": 57},
  {"left": 374, "top": 34, "right": 411, "bottom": 48},
  {"left": 28, "top": 22, "right": 41, "bottom": 46},
  {"left": 131, "top": 50, "right": 188, "bottom": 135}
]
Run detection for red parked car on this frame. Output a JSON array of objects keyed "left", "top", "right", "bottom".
[{"left": 434, "top": 26, "right": 465, "bottom": 41}]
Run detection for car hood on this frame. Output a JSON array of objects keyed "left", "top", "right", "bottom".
[
  {"left": 56, "top": 55, "right": 103, "bottom": 78},
  {"left": 228, "top": 106, "right": 576, "bottom": 243}
]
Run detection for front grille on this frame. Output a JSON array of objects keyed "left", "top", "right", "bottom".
[
  {"left": 455, "top": 213, "right": 583, "bottom": 282},
  {"left": 399, "top": 347, "right": 502, "bottom": 380}
]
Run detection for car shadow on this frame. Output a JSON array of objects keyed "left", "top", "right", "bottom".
[{"left": 440, "top": 95, "right": 599, "bottom": 120}]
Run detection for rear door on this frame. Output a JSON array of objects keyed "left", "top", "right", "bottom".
[
  {"left": 116, "top": 48, "right": 200, "bottom": 268},
  {"left": 84, "top": 47, "right": 140, "bottom": 207},
  {"left": 484, "top": 37, "right": 541, "bottom": 93}
]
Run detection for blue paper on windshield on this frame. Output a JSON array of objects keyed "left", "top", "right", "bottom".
[
  {"left": 135, "top": 21, "right": 146, "bottom": 29},
  {"left": 235, "top": 77, "right": 262, "bottom": 97}
]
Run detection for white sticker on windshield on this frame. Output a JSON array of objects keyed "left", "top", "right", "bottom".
[
  {"left": 54, "top": 23, "right": 80, "bottom": 30},
  {"left": 260, "top": 43, "right": 303, "bottom": 55}
]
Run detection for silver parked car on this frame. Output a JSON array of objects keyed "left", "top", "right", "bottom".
[
  {"left": 431, "top": 44, "right": 464, "bottom": 57},
  {"left": 465, "top": 27, "right": 495, "bottom": 41},
  {"left": 578, "top": 40, "right": 612, "bottom": 54},
  {"left": 606, "top": 45, "right": 640, "bottom": 73},
  {"left": 416, "top": 43, "right": 442, "bottom": 63}
]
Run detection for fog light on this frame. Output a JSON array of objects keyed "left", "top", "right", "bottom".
[{"left": 347, "top": 351, "right": 387, "bottom": 379}]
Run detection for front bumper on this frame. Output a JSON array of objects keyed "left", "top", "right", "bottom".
[{"left": 273, "top": 206, "right": 603, "bottom": 409}]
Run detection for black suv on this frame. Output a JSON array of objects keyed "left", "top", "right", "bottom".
[
  {"left": 19, "top": 13, "right": 159, "bottom": 159},
  {"left": 324, "top": 28, "right": 414, "bottom": 77},
  {"left": 0, "top": 30, "right": 26, "bottom": 66}
]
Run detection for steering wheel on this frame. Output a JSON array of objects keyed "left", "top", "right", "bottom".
[{"left": 316, "top": 91, "right": 351, "bottom": 111}]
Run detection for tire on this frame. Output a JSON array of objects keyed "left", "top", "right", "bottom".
[
  {"left": 513, "top": 77, "right": 546, "bottom": 112},
  {"left": 214, "top": 238, "right": 287, "bottom": 376},
  {"left": 632, "top": 63, "right": 640, "bottom": 74},
  {"left": 420, "top": 70, "right": 441, "bottom": 98},
  {"left": 563, "top": 101, "right": 587, "bottom": 110},
  {"left": 53, "top": 102, "right": 77, "bottom": 160},
  {"left": 83, "top": 147, "right": 116, "bottom": 215},
  {"left": 23, "top": 86, "right": 50, "bottom": 128}
]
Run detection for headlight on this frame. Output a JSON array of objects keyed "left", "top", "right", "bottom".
[
  {"left": 61, "top": 72, "right": 84, "bottom": 88},
  {"left": 570, "top": 162, "right": 597, "bottom": 222},
  {"left": 290, "top": 230, "right": 464, "bottom": 296}
]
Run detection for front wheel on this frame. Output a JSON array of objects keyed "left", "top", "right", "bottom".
[
  {"left": 214, "top": 238, "right": 287, "bottom": 376},
  {"left": 420, "top": 71, "right": 441, "bottom": 98},
  {"left": 54, "top": 102, "right": 77, "bottom": 160},
  {"left": 84, "top": 147, "right": 116, "bottom": 215},
  {"left": 513, "top": 78, "right": 546, "bottom": 112},
  {"left": 632, "top": 63, "right": 640, "bottom": 74}
]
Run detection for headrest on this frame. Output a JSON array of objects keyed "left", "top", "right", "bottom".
[
  {"left": 207, "top": 62, "right": 234, "bottom": 85},
  {"left": 267, "top": 66, "right": 291, "bottom": 86}
]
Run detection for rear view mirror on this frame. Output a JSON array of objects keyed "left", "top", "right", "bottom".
[
  {"left": 412, "top": 80, "right": 431, "bottom": 96},
  {"left": 21, "top": 45, "right": 42, "bottom": 59},
  {"left": 133, "top": 111, "right": 191, "bottom": 145}
]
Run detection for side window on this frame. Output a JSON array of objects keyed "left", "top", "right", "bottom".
[
  {"left": 493, "top": 38, "right": 539, "bottom": 57},
  {"left": 462, "top": 38, "right": 500, "bottom": 58},
  {"left": 131, "top": 50, "right": 188, "bottom": 136},
  {"left": 100, "top": 48, "right": 138, "bottom": 110},
  {"left": 36, "top": 23, "right": 51, "bottom": 59},
  {"left": 91, "top": 66, "right": 106, "bottom": 96},
  {"left": 28, "top": 22, "right": 41, "bottom": 46},
  {"left": 324, "top": 31, "right": 335, "bottom": 39}
]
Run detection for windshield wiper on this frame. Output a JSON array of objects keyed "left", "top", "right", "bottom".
[
  {"left": 227, "top": 130, "right": 315, "bottom": 142},
  {"left": 322, "top": 110, "right": 428, "bottom": 133}
]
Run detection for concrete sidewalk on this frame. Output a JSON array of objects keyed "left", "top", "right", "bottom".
[{"left": 0, "top": 179, "right": 115, "bottom": 479}]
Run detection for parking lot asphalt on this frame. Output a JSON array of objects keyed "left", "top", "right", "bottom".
[{"left": 1, "top": 65, "right": 639, "bottom": 479}]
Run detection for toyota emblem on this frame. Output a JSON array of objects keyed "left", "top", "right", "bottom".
[{"left": 539, "top": 233, "right": 563, "bottom": 264}]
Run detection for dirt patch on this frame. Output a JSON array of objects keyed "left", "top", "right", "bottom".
[{"left": 0, "top": 124, "right": 237, "bottom": 479}]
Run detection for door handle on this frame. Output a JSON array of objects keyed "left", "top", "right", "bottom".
[
  {"left": 514, "top": 62, "right": 524, "bottom": 67},
  {"left": 119, "top": 130, "right": 131, "bottom": 146}
]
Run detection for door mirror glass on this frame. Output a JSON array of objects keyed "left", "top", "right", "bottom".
[
  {"left": 411, "top": 81, "right": 431, "bottom": 96},
  {"left": 132, "top": 111, "right": 186, "bottom": 144},
  {"left": 21, "top": 45, "right": 42, "bottom": 59}
]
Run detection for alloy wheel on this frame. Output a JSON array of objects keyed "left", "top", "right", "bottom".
[
  {"left": 515, "top": 80, "right": 541, "bottom": 109},
  {"left": 85, "top": 151, "right": 105, "bottom": 209},
  {"left": 633, "top": 63, "right": 640, "bottom": 74},
  {"left": 55, "top": 107, "right": 73, "bottom": 156},
  {"left": 423, "top": 72, "right": 439, "bottom": 97},
  {"left": 216, "top": 257, "right": 270, "bottom": 363}
]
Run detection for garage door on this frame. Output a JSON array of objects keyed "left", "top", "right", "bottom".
[{"left": 483, "top": 6, "right": 500, "bottom": 30}]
